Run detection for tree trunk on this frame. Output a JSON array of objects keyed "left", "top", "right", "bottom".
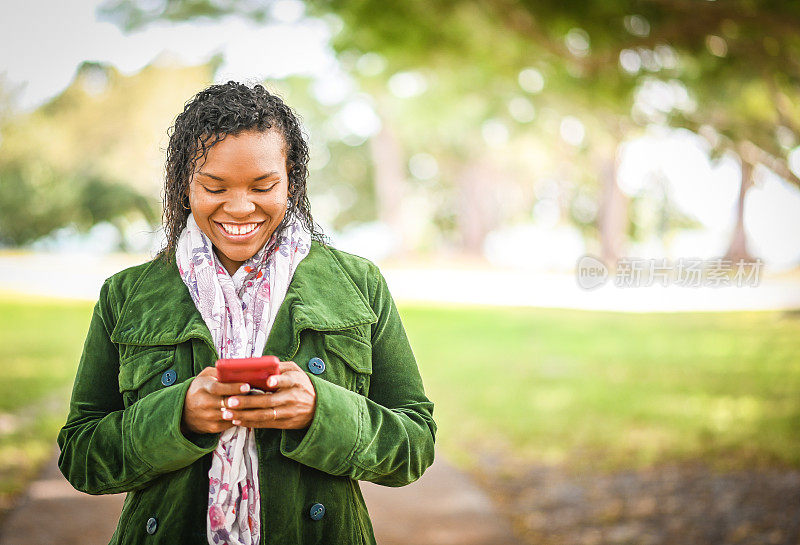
[
  {"left": 368, "top": 121, "right": 407, "bottom": 254},
  {"left": 597, "top": 153, "right": 627, "bottom": 267},
  {"left": 724, "top": 160, "right": 755, "bottom": 263},
  {"left": 456, "top": 157, "right": 501, "bottom": 255}
]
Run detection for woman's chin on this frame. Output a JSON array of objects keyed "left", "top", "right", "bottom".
[
  {"left": 213, "top": 241, "right": 269, "bottom": 269},
  {"left": 216, "top": 250, "right": 246, "bottom": 265}
]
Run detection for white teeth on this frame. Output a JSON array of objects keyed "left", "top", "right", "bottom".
[{"left": 220, "top": 223, "right": 258, "bottom": 235}]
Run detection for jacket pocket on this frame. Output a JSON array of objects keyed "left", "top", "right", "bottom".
[
  {"left": 118, "top": 346, "right": 178, "bottom": 407},
  {"left": 323, "top": 333, "right": 372, "bottom": 395},
  {"left": 115, "top": 467, "right": 209, "bottom": 544}
]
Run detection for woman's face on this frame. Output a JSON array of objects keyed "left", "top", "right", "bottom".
[{"left": 187, "top": 129, "right": 290, "bottom": 275}]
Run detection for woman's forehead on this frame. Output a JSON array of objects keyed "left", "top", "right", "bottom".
[{"left": 195, "top": 130, "right": 288, "bottom": 174}]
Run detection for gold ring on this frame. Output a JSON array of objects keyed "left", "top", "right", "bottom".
[
  {"left": 221, "top": 398, "right": 226, "bottom": 409},
  {"left": 272, "top": 408, "right": 277, "bottom": 420}
]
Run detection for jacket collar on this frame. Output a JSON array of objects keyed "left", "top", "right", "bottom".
[{"left": 110, "top": 241, "right": 377, "bottom": 360}]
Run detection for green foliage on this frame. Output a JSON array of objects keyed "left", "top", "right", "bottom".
[
  {"left": 272, "top": 77, "right": 378, "bottom": 229},
  {"left": 0, "top": 162, "right": 155, "bottom": 246},
  {"left": 96, "top": 1, "right": 800, "bottom": 159},
  {"left": 99, "top": 0, "right": 272, "bottom": 31},
  {"left": 78, "top": 175, "right": 157, "bottom": 228},
  {"left": 0, "top": 162, "right": 81, "bottom": 246},
  {"left": 320, "top": 0, "right": 800, "bottom": 176},
  {"left": 21, "top": 0, "right": 800, "bottom": 252},
  {"left": 0, "top": 61, "right": 214, "bottom": 246}
]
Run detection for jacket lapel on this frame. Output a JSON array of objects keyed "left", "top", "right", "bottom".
[
  {"left": 110, "top": 242, "right": 377, "bottom": 361},
  {"left": 109, "top": 256, "right": 213, "bottom": 350},
  {"left": 265, "top": 242, "right": 378, "bottom": 360}
]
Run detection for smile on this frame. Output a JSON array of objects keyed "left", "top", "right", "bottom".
[{"left": 215, "top": 221, "right": 263, "bottom": 238}]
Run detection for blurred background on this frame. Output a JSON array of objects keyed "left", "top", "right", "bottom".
[{"left": 1, "top": 1, "right": 800, "bottom": 544}]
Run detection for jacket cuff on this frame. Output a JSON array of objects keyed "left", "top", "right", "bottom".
[
  {"left": 127, "top": 377, "right": 218, "bottom": 472},
  {"left": 280, "top": 374, "right": 364, "bottom": 474}
]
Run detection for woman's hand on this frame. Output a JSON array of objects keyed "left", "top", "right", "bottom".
[
  {"left": 220, "top": 361, "right": 317, "bottom": 430},
  {"left": 181, "top": 366, "right": 251, "bottom": 435}
]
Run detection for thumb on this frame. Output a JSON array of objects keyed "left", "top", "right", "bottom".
[{"left": 198, "top": 365, "right": 218, "bottom": 379}]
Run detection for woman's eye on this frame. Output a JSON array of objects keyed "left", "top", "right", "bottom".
[
  {"left": 203, "top": 187, "right": 225, "bottom": 194},
  {"left": 253, "top": 184, "right": 277, "bottom": 193}
]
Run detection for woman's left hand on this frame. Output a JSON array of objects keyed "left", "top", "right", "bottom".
[{"left": 220, "top": 361, "right": 317, "bottom": 429}]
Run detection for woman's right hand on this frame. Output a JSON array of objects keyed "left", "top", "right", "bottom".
[{"left": 181, "top": 366, "right": 251, "bottom": 435}]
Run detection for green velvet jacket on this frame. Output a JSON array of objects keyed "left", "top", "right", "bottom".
[{"left": 57, "top": 241, "right": 436, "bottom": 544}]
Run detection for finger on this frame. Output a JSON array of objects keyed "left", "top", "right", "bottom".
[
  {"left": 205, "top": 379, "right": 251, "bottom": 396},
  {"left": 265, "top": 372, "right": 296, "bottom": 391},
  {"left": 190, "top": 409, "right": 234, "bottom": 433},
  {"left": 222, "top": 393, "right": 265, "bottom": 410},
  {"left": 228, "top": 407, "right": 287, "bottom": 425},
  {"left": 205, "top": 408, "right": 231, "bottom": 422},
  {"left": 234, "top": 412, "right": 307, "bottom": 429},
  {"left": 210, "top": 421, "right": 236, "bottom": 433},
  {"left": 226, "top": 390, "right": 296, "bottom": 412},
  {"left": 206, "top": 394, "right": 232, "bottom": 411},
  {"left": 278, "top": 361, "right": 301, "bottom": 374},
  {"left": 198, "top": 366, "right": 218, "bottom": 378}
]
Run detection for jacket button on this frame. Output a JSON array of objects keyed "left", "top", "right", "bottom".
[
  {"left": 161, "top": 369, "right": 177, "bottom": 386},
  {"left": 309, "top": 503, "right": 325, "bottom": 521},
  {"left": 307, "top": 357, "right": 325, "bottom": 375},
  {"left": 145, "top": 517, "right": 158, "bottom": 534}
]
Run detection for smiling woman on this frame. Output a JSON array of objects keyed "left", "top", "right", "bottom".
[
  {"left": 188, "top": 130, "right": 291, "bottom": 275},
  {"left": 56, "top": 82, "right": 436, "bottom": 545}
]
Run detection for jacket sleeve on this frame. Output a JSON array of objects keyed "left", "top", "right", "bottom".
[
  {"left": 57, "top": 279, "right": 218, "bottom": 495},
  {"left": 280, "top": 267, "right": 437, "bottom": 486}
]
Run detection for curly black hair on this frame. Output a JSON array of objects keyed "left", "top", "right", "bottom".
[{"left": 160, "top": 81, "right": 325, "bottom": 260}]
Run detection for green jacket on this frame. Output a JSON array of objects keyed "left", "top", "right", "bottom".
[{"left": 57, "top": 241, "right": 436, "bottom": 544}]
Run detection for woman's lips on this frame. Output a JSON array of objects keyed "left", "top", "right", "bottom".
[{"left": 214, "top": 221, "right": 264, "bottom": 240}]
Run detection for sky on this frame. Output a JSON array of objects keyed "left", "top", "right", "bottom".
[
  {"left": 0, "top": 0, "right": 337, "bottom": 110},
  {"left": 1, "top": 0, "right": 799, "bottom": 269}
]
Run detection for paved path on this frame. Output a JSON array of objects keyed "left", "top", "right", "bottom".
[
  {"left": 2, "top": 252, "right": 800, "bottom": 312},
  {"left": 0, "top": 452, "right": 518, "bottom": 545}
]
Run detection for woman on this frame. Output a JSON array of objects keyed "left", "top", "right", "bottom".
[{"left": 57, "top": 81, "right": 436, "bottom": 545}]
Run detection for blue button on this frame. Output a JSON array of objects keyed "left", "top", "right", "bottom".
[
  {"left": 161, "top": 369, "right": 177, "bottom": 386},
  {"left": 146, "top": 517, "right": 158, "bottom": 534},
  {"left": 309, "top": 503, "right": 325, "bottom": 521},
  {"left": 307, "top": 357, "right": 325, "bottom": 375}
]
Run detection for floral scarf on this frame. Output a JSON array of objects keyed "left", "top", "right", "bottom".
[{"left": 176, "top": 214, "right": 311, "bottom": 545}]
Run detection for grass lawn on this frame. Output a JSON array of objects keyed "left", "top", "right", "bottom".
[
  {"left": 404, "top": 304, "right": 800, "bottom": 472},
  {"left": 0, "top": 293, "right": 93, "bottom": 507},
  {"left": 1, "top": 293, "right": 799, "bottom": 507}
]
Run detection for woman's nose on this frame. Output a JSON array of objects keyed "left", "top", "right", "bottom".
[{"left": 223, "top": 190, "right": 256, "bottom": 216}]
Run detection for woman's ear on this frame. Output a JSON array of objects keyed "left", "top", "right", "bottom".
[
  {"left": 182, "top": 185, "right": 192, "bottom": 210},
  {"left": 286, "top": 162, "right": 294, "bottom": 199}
]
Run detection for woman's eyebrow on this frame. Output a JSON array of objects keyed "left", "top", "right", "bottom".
[
  {"left": 197, "top": 171, "right": 280, "bottom": 181},
  {"left": 253, "top": 171, "right": 281, "bottom": 181},
  {"left": 197, "top": 171, "right": 224, "bottom": 181}
]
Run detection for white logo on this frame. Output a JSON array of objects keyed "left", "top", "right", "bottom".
[{"left": 576, "top": 255, "right": 608, "bottom": 290}]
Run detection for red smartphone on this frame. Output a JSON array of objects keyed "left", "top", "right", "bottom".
[{"left": 215, "top": 355, "right": 280, "bottom": 392}]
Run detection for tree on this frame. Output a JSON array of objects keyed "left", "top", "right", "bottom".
[
  {"left": 99, "top": 0, "right": 800, "bottom": 261},
  {"left": 0, "top": 160, "right": 155, "bottom": 246},
  {"left": 0, "top": 60, "right": 212, "bottom": 246},
  {"left": 101, "top": 0, "right": 646, "bottom": 257},
  {"left": 310, "top": 0, "right": 800, "bottom": 261}
]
